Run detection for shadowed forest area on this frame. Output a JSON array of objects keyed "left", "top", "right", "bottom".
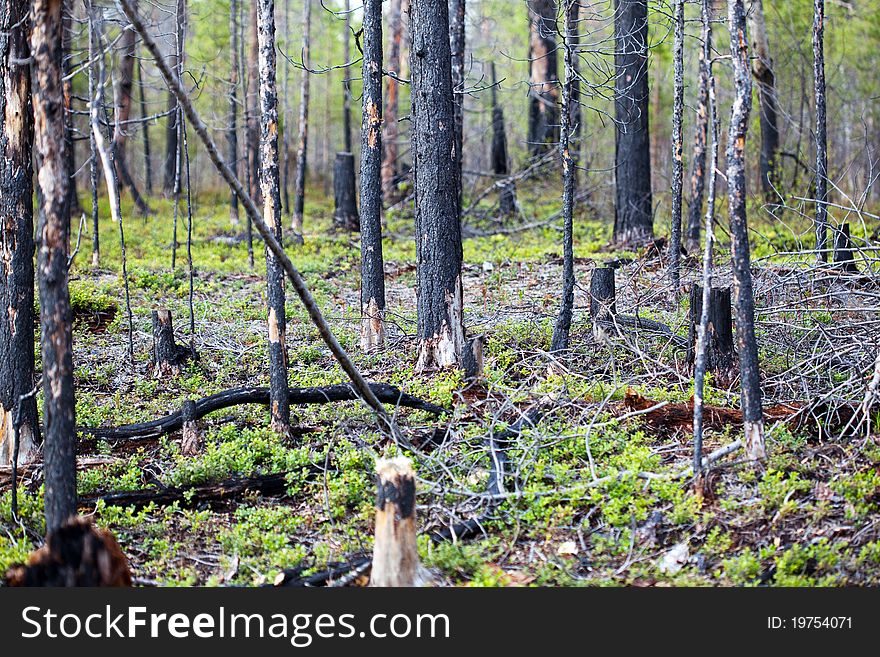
[{"left": 3, "top": 0, "right": 880, "bottom": 588}]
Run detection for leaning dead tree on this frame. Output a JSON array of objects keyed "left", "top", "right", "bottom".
[
  {"left": 33, "top": 0, "right": 77, "bottom": 532},
  {"left": 257, "top": 0, "right": 291, "bottom": 434},
  {"left": 727, "top": 0, "right": 765, "bottom": 461},
  {"left": 613, "top": 0, "right": 653, "bottom": 245},
  {"left": 381, "top": 0, "right": 404, "bottom": 200},
  {"left": 120, "top": 0, "right": 404, "bottom": 444},
  {"left": 747, "top": 0, "right": 780, "bottom": 198},
  {"left": 813, "top": 0, "right": 828, "bottom": 261},
  {"left": 291, "top": 0, "right": 312, "bottom": 238},
  {"left": 359, "top": 0, "right": 387, "bottom": 352},
  {"left": 526, "top": 0, "right": 559, "bottom": 157},
  {"left": 0, "top": 0, "right": 39, "bottom": 466}
]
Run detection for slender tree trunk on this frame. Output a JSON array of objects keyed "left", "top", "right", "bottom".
[
  {"left": 163, "top": 0, "right": 184, "bottom": 194},
  {"left": 813, "top": 0, "right": 827, "bottom": 261},
  {"left": 527, "top": 0, "right": 559, "bottom": 157},
  {"left": 550, "top": 4, "right": 577, "bottom": 352},
  {"left": 246, "top": 0, "right": 260, "bottom": 204},
  {"left": 89, "top": 13, "right": 100, "bottom": 268},
  {"left": 292, "top": 0, "right": 312, "bottom": 237},
  {"left": 490, "top": 62, "right": 515, "bottom": 217},
  {"left": 360, "top": 0, "right": 386, "bottom": 352},
  {"left": 342, "top": 0, "right": 352, "bottom": 153},
  {"left": 257, "top": 0, "right": 290, "bottom": 434},
  {"left": 137, "top": 57, "right": 153, "bottom": 194},
  {"left": 281, "top": 0, "right": 290, "bottom": 213},
  {"left": 411, "top": 0, "right": 466, "bottom": 372},
  {"left": 61, "top": 0, "right": 79, "bottom": 215},
  {"left": 33, "top": 0, "right": 77, "bottom": 532},
  {"left": 381, "top": 0, "right": 404, "bottom": 200},
  {"left": 450, "top": 0, "right": 465, "bottom": 209},
  {"left": 0, "top": 0, "right": 39, "bottom": 467},
  {"left": 567, "top": 1, "right": 581, "bottom": 156},
  {"left": 747, "top": 0, "right": 780, "bottom": 199},
  {"left": 613, "top": 0, "right": 653, "bottom": 245},
  {"left": 113, "top": 0, "right": 147, "bottom": 207},
  {"left": 686, "top": 0, "right": 711, "bottom": 253},
  {"left": 228, "top": 0, "right": 240, "bottom": 226},
  {"left": 669, "top": 0, "right": 684, "bottom": 295},
  {"left": 727, "top": 0, "right": 765, "bottom": 462}
]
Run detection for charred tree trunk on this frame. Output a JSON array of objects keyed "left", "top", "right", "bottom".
[
  {"left": 61, "top": 0, "right": 79, "bottom": 216},
  {"left": 450, "top": 0, "right": 465, "bottom": 209},
  {"left": 687, "top": 285, "right": 735, "bottom": 383},
  {"left": 527, "top": 0, "right": 559, "bottom": 157},
  {"left": 341, "top": 0, "right": 353, "bottom": 153},
  {"left": 669, "top": 0, "right": 684, "bottom": 295},
  {"left": 360, "top": 0, "right": 386, "bottom": 352},
  {"left": 291, "top": 0, "right": 311, "bottom": 238},
  {"left": 411, "top": 0, "right": 467, "bottom": 372},
  {"left": 0, "top": 0, "right": 39, "bottom": 467},
  {"left": 228, "top": 0, "right": 240, "bottom": 226},
  {"left": 727, "top": 0, "right": 765, "bottom": 462},
  {"left": 686, "top": 0, "right": 711, "bottom": 253},
  {"left": 813, "top": 0, "right": 827, "bottom": 261},
  {"left": 33, "top": 0, "right": 77, "bottom": 532},
  {"left": 163, "top": 0, "right": 184, "bottom": 195},
  {"left": 180, "top": 399, "right": 201, "bottom": 455},
  {"left": 490, "top": 62, "right": 515, "bottom": 217},
  {"left": 747, "top": 0, "right": 780, "bottom": 199},
  {"left": 257, "top": 0, "right": 291, "bottom": 434},
  {"left": 88, "top": 11, "right": 100, "bottom": 268},
  {"left": 333, "top": 152, "right": 359, "bottom": 231},
  {"left": 589, "top": 267, "right": 616, "bottom": 340},
  {"left": 246, "top": 0, "right": 261, "bottom": 204},
  {"left": 833, "top": 223, "right": 857, "bottom": 273},
  {"left": 137, "top": 58, "right": 152, "bottom": 195},
  {"left": 550, "top": 11, "right": 577, "bottom": 352},
  {"left": 151, "top": 308, "right": 190, "bottom": 375},
  {"left": 381, "top": 0, "right": 404, "bottom": 200},
  {"left": 613, "top": 0, "right": 653, "bottom": 245},
  {"left": 567, "top": 0, "right": 581, "bottom": 154}
]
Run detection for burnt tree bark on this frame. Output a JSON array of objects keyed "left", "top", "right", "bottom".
[
  {"left": 727, "top": 0, "right": 765, "bottom": 461},
  {"left": 747, "top": 0, "right": 780, "bottom": 198},
  {"left": 566, "top": 0, "right": 581, "bottom": 154},
  {"left": 333, "top": 152, "right": 359, "bottom": 231},
  {"left": 245, "top": 0, "right": 261, "bottom": 204},
  {"left": 527, "top": 0, "right": 559, "bottom": 157},
  {"left": 450, "top": 0, "right": 465, "bottom": 209},
  {"left": 228, "top": 0, "right": 240, "bottom": 226},
  {"left": 291, "top": 0, "right": 312, "bottom": 237},
  {"left": 61, "top": 0, "right": 78, "bottom": 215},
  {"left": 257, "top": 0, "right": 291, "bottom": 434},
  {"left": 686, "top": 0, "right": 711, "bottom": 253},
  {"left": 613, "top": 0, "right": 653, "bottom": 245},
  {"left": 0, "top": 0, "right": 39, "bottom": 466},
  {"left": 833, "top": 223, "right": 857, "bottom": 273},
  {"left": 33, "top": 0, "right": 77, "bottom": 532},
  {"left": 381, "top": 0, "right": 404, "bottom": 200},
  {"left": 342, "top": 0, "right": 353, "bottom": 153},
  {"left": 88, "top": 9, "right": 100, "bottom": 268},
  {"left": 813, "top": 0, "right": 827, "bottom": 261},
  {"left": 163, "top": 0, "right": 184, "bottom": 195},
  {"left": 669, "top": 0, "right": 684, "bottom": 294},
  {"left": 137, "top": 58, "right": 152, "bottom": 194},
  {"left": 490, "top": 62, "right": 515, "bottom": 217},
  {"left": 589, "top": 267, "right": 616, "bottom": 340},
  {"left": 151, "top": 308, "right": 191, "bottom": 375},
  {"left": 360, "top": 0, "right": 386, "bottom": 352},
  {"left": 687, "top": 285, "right": 735, "bottom": 383},
  {"left": 411, "top": 0, "right": 467, "bottom": 372},
  {"left": 550, "top": 10, "right": 577, "bottom": 352}
]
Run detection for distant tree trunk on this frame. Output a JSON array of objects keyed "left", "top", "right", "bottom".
[
  {"left": 747, "top": 0, "right": 780, "bottom": 199},
  {"left": 613, "top": 0, "right": 653, "bottom": 245},
  {"left": 291, "top": 0, "right": 312, "bottom": 237},
  {"left": 686, "top": 0, "right": 711, "bottom": 253},
  {"left": 163, "top": 0, "right": 184, "bottom": 195},
  {"left": 137, "top": 57, "right": 153, "bottom": 194},
  {"left": 61, "top": 0, "right": 79, "bottom": 215},
  {"left": 246, "top": 0, "right": 261, "bottom": 204},
  {"left": 567, "top": 0, "right": 581, "bottom": 154},
  {"left": 360, "top": 0, "right": 386, "bottom": 352},
  {"left": 257, "top": 0, "right": 290, "bottom": 434},
  {"left": 410, "top": 0, "right": 466, "bottom": 372},
  {"left": 33, "top": 0, "right": 77, "bottom": 532},
  {"left": 240, "top": 0, "right": 254, "bottom": 265},
  {"left": 727, "top": 0, "right": 765, "bottom": 462},
  {"left": 0, "top": 0, "right": 39, "bottom": 467},
  {"left": 342, "top": 0, "right": 353, "bottom": 153},
  {"left": 813, "top": 0, "right": 827, "bottom": 261},
  {"left": 88, "top": 11, "right": 100, "bottom": 268},
  {"left": 527, "top": 0, "right": 559, "bottom": 157},
  {"left": 381, "top": 0, "right": 404, "bottom": 200},
  {"left": 669, "top": 0, "right": 684, "bottom": 295},
  {"left": 450, "top": 0, "right": 465, "bottom": 208},
  {"left": 490, "top": 62, "right": 515, "bottom": 217},
  {"left": 228, "top": 0, "right": 240, "bottom": 226},
  {"left": 550, "top": 8, "right": 577, "bottom": 352},
  {"left": 333, "top": 152, "right": 359, "bottom": 231}
]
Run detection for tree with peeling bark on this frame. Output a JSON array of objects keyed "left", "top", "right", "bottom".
[
  {"left": 727, "top": 0, "right": 765, "bottom": 462},
  {"left": 686, "top": 0, "right": 711, "bottom": 253},
  {"left": 813, "top": 0, "right": 828, "bottom": 262},
  {"left": 291, "top": 0, "right": 312, "bottom": 238},
  {"left": 381, "top": 0, "right": 405, "bottom": 201},
  {"left": 257, "top": 0, "right": 290, "bottom": 434},
  {"left": 747, "top": 0, "right": 780, "bottom": 199},
  {"left": 613, "top": 0, "right": 653, "bottom": 245},
  {"left": 0, "top": 0, "right": 39, "bottom": 467},
  {"left": 359, "top": 0, "right": 386, "bottom": 352},
  {"left": 410, "top": 0, "right": 467, "bottom": 372},
  {"left": 32, "top": 0, "right": 77, "bottom": 532},
  {"left": 527, "top": 0, "right": 559, "bottom": 158},
  {"left": 669, "top": 0, "right": 684, "bottom": 295}
]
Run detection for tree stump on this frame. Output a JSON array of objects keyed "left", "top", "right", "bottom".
[
  {"left": 180, "top": 399, "right": 202, "bottom": 455},
  {"left": 333, "top": 151, "right": 359, "bottom": 231},
  {"left": 590, "top": 267, "right": 616, "bottom": 340},
  {"left": 833, "top": 223, "right": 858, "bottom": 273},
  {"left": 463, "top": 335, "right": 485, "bottom": 380},
  {"left": 151, "top": 308, "right": 191, "bottom": 376},
  {"left": 687, "top": 285, "right": 736, "bottom": 385},
  {"left": 499, "top": 181, "right": 516, "bottom": 219},
  {"left": 369, "top": 457, "right": 431, "bottom": 587}
]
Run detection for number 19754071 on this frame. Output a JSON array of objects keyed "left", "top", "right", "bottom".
[{"left": 768, "top": 617, "right": 852, "bottom": 630}]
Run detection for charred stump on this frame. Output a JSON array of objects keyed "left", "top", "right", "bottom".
[
  {"left": 833, "top": 223, "right": 858, "bottom": 273},
  {"left": 180, "top": 399, "right": 202, "bottom": 455},
  {"left": 333, "top": 152, "right": 359, "bottom": 231},
  {"left": 590, "top": 267, "right": 617, "bottom": 339},
  {"left": 687, "top": 285, "right": 735, "bottom": 384},
  {"left": 370, "top": 457, "right": 431, "bottom": 587},
  {"left": 151, "top": 309, "right": 192, "bottom": 375}
]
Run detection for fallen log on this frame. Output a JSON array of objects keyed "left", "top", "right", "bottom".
[
  {"left": 82, "top": 383, "right": 446, "bottom": 442},
  {"left": 272, "top": 556, "right": 372, "bottom": 587}
]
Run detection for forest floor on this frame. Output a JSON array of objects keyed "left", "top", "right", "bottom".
[{"left": 3, "top": 178, "right": 880, "bottom": 587}]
